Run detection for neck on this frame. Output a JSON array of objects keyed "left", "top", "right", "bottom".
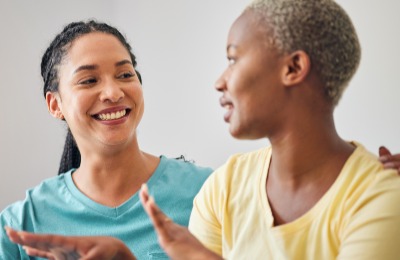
[
  {"left": 268, "top": 111, "right": 354, "bottom": 186},
  {"left": 72, "top": 140, "right": 159, "bottom": 207},
  {"left": 265, "top": 111, "right": 354, "bottom": 225}
]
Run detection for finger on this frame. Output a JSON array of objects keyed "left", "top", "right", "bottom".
[
  {"left": 13, "top": 230, "right": 81, "bottom": 255},
  {"left": 140, "top": 193, "right": 173, "bottom": 243},
  {"left": 5, "top": 227, "right": 24, "bottom": 245},
  {"left": 50, "top": 247, "right": 81, "bottom": 260},
  {"left": 20, "top": 232, "right": 66, "bottom": 250},
  {"left": 379, "top": 146, "right": 392, "bottom": 162},
  {"left": 381, "top": 153, "right": 400, "bottom": 164},
  {"left": 23, "top": 246, "right": 55, "bottom": 259},
  {"left": 390, "top": 154, "right": 400, "bottom": 161},
  {"left": 140, "top": 183, "right": 150, "bottom": 203},
  {"left": 379, "top": 146, "right": 392, "bottom": 157},
  {"left": 149, "top": 197, "right": 178, "bottom": 242},
  {"left": 6, "top": 227, "right": 60, "bottom": 256},
  {"left": 382, "top": 161, "right": 400, "bottom": 171}
]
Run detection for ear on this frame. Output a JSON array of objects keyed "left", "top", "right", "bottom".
[
  {"left": 46, "top": 91, "right": 64, "bottom": 120},
  {"left": 281, "top": 50, "right": 311, "bottom": 87}
]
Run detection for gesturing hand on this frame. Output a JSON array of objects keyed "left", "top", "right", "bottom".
[
  {"left": 5, "top": 227, "right": 136, "bottom": 260},
  {"left": 139, "top": 184, "right": 222, "bottom": 260},
  {"left": 379, "top": 146, "right": 400, "bottom": 173}
]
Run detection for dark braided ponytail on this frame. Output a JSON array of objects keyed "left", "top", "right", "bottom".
[
  {"left": 41, "top": 20, "right": 142, "bottom": 175},
  {"left": 58, "top": 129, "right": 81, "bottom": 174}
]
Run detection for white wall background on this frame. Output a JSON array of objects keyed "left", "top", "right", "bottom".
[{"left": 0, "top": 0, "right": 399, "bottom": 210}]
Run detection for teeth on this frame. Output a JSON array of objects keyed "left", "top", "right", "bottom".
[{"left": 97, "top": 109, "right": 127, "bottom": 121}]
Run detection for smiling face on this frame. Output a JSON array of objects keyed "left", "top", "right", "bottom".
[
  {"left": 216, "top": 10, "right": 287, "bottom": 140},
  {"left": 46, "top": 32, "right": 144, "bottom": 152}
]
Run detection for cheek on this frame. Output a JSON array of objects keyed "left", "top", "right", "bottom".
[
  {"left": 126, "top": 85, "right": 145, "bottom": 120},
  {"left": 61, "top": 91, "right": 92, "bottom": 119}
]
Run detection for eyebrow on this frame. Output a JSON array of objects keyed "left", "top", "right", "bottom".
[
  {"left": 72, "top": 60, "right": 133, "bottom": 75},
  {"left": 115, "top": 60, "right": 133, "bottom": 67},
  {"left": 73, "top": 64, "right": 98, "bottom": 74}
]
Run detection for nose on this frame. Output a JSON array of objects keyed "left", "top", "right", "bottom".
[
  {"left": 215, "top": 69, "right": 228, "bottom": 92},
  {"left": 100, "top": 80, "right": 124, "bottom": 103}
]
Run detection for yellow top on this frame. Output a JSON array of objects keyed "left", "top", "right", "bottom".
[{"left": 189, "top": 143, "right": 400, "bottom": 259}]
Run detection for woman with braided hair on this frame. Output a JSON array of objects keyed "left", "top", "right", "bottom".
[{"left": 0, "top": 20, "right": 212, "bottom": 259}]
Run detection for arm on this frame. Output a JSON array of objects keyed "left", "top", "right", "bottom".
[
  {"left": 5, "top": 227, "right": 136, "bottom": 260},
  {"left": 379, "top": 146, "right": 400, "bottom": 172}
]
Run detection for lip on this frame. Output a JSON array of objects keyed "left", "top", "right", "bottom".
[
  {"left": 91, "top": 105, "right": 131, "bottom": 125},
  {"left": 219, "top": 97, "right": 233, "bottom": 123},
  {"left": 93, "top": 106, "right": 130, "bottom": 115}
]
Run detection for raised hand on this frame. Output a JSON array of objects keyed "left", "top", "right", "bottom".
[
  {"left": 139, "top": 184, "right": 222, "bottom": 260},
  {"left": 5, "top": 227, "right": 136, "bottom": 260},
  {"left": 379, "top": 146, "right": 400, "bottom": 173}
]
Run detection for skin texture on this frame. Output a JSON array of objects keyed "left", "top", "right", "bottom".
[{"left": 4, "top": 10, "right": 400, "bottom": 260}]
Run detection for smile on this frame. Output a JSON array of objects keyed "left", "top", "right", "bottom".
[
  {"left": 93, "top": 109, "right": 130, "bottom": 121},
  {"left": 223, "top": 104, "right": 233, "bottom": 110}
]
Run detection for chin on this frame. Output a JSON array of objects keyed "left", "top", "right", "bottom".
[
  {"left": 229, "top": 128, "right": 247, "bottom": 140},
  {"left": 229, "top": 127, "right": 264, "bottom": 141},
  {"left": 99, "top": 136, "right": 130, "bottom": 147}
]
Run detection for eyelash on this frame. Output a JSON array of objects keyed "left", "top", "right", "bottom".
[
  {"left": 117, "top": 72, "right": 135, "bottom": 79},
  {"left": 79, "top": 78, "right": 97, "bottom": 85},
  {"left": 78, "top": 72, "right": 135, "bottom": 85}
]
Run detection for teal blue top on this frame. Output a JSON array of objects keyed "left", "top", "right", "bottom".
[{"left": 0, "top": 156, "right": 212, "bottom": 259}]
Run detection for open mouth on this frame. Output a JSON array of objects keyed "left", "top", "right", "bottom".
[
  {"left": 223, "top": 104, "right": 233, "bottom": 110},
  {"left": 92, "top": 109, "right": 131, "bottom": 121}
]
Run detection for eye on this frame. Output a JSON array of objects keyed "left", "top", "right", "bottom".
[
  {"left": 117, "top": 72, "right": 135, "bottom": 79},
  {"left": 79, "top": 78, "right": 97, "bottom": 85}
]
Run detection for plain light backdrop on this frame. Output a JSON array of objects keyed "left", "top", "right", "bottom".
[{"left": 0, "top": 0, "right": 399, "bottom": 210}]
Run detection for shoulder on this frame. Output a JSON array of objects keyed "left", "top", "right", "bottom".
[
  {"left": 0, "top": 173, "right": 68, "bottom": 225},
  {"left": 160, "top": 155, "right": 213, "bottom": 181},
  {"left": 339, "top": 142, "right": 400, "bottom": 213},
  {"left": 345, "top": 142, "right": 400, "bottom": 186},
  {"left": 149, "top": 156, "right": 213, "bottom": 197}
]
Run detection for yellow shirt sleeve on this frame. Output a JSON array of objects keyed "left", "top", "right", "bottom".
[
  {"left": 189, "top": 168, "right": 224, "bottom": 256},
  {"left": 337, "top": 170, "right": 400, "bottom": 259}
]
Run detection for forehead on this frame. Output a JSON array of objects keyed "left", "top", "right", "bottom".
[
  {"left": 227, "top": 10, "right": 268, "bottom": 49},
  {"left": 66, "top": 32, "right": 131, "bottom": 63}
]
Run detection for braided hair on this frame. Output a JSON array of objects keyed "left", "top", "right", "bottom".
[{"left": 41, "top": 20, "right": 142, "bottom": 174}]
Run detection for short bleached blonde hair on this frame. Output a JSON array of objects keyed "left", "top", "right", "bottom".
[{"left": 247, "top": 0, "right": 361, "bottom": 105}]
